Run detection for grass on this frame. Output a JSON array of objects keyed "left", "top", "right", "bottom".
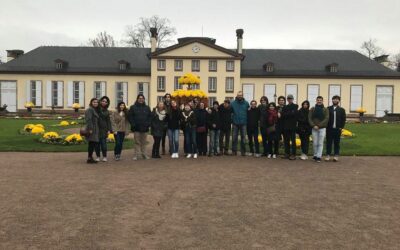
[{"left": 0, "top": 118, "right": 134, "bottom": 152}]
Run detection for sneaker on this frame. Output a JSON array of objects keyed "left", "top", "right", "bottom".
[
  {"left": 312, "top": 156, "right": 317, "bottom": 161},
  {"left": 87, "top": 158, "right": 98, "bottom": 164},
  {"left": 281, "top": 154, "right": 289, "bottom": 159},
  {"left": 171, "top": 153, "right": 175, "bottom": 159},
  {"left": 132, "top": 156, "right": 138, "bottom": 161},
  {"left": 255, "top": 153, "right": 261, "bottom": 158},
  {"left": 142, "top": 154, "right": 150, "bottom": 160},
  {"left": 175, "top": 153, "right": 179, "bottom": 159},
  {"left": 333, "top": 156, "right": 339, "bottom": 162},
  {"left": 325, "top": 155, "right": 331, "bottom": 162},
  {"left": 300, "top": 154, "right": 307, "bottom": 160},
  {"left": 102, "top": 157, "right": 108, "bottom": 162},
  {"left": 193, "top": 154, "right": 198, "bottom": 159},
  {"left": 272, "top": 154, "right": 277, "bottom": 159},
  {"left": 95, "top": 157, "right": 100, "bottom": 162},
  {"left": 246, "top": 152, "right": 253, "bottom": 156},
  {"left": 267, "top": 154, "right": 272, "bottom": 159},
  {"left": 114, "top": 155, "right": 120, "bottom": 161},
  {"left": 289, "top": 155, "right": 296, "bottom": 160},
  {"left": 186, "top": 154, "right": 192, "bottom": 159},
  {"left": 316, "top": 157, "right": 321, "bottom": 163}
]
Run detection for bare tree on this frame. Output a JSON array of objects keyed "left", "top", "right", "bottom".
[
  {"left": 360, "top": 38, "right": 384, "bottom": 59},
  {"left": 123, "top": 15, "right": 177, "bottom": 48},
  {"left": 391, "top": 52, "right": 400, "bottom": 71},
  {"left": 88, "top": 31, "right": 117, "bottom": 47}
]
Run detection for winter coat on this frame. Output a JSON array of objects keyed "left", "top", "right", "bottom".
[
  {"left": 98, "top": 108, "right": 112, "bottom": 138},
  {"left": 247, "top": 107, "right": 260, "bottom": 129},
  {"left": 219, "top": 104, "right": 232, "bottom": 131},
  {"left": 207, "top": 108, "right": 222, "bottom": 130},
  {"left": 180, "top": 110, "right": 197, "bottom": 129},
  {"left": 327, "top": 106, "right": 346, "bottom": 129},
  {"left": 258, "top": 104, "right": 269, "bottom": 129},
  {"left": 151, "top": 109, "right": 168, "bottom": 137},
  {"left": 167, "top": 107, "right": 181, "bottom": 130},
  {"left": 281, "top": 103, "right": 299, "bottom": 131},
  {"left": 194, "top": 108, "right": 208, "bottom": 129},
  {"left": 128, "top": 102, "right": 152, "bottom": 133},
  {"left": 308, "top": 106, "right": 330, "bottom": 128},
  {"left": 84, "top": 107, "right": 100, "bottom": 142},
  {"left": 297, "top": 108, "right": 312, "bottom": 135},
  {"left": 231, "top": 98, "right": 250, "bottom": 125},
  {"left": 110, "top": 110, "right": 130, "bottom": 134}
]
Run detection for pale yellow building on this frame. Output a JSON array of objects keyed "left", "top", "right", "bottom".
[{"left": 0, "top": 29, "right": 399, "bottom": 117}]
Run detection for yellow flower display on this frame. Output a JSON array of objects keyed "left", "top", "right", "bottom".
[
  {"left": 43, "top": 132, "right": 60, "bottom": 139},
  {"left": 178, "top": 73, "right": 201, "bottom": 85},
  {"left": 65, "top": 133, "right": 83, "bottom": 143},
  {"left": 72, "top": 103, "right": 80, "bottom": 109},
  {"left": 59, "top": 121, "right": 70, "bottom": 126},
  {"left": 356, "top": 107, "right": 367, "bottom": 113},
  {"left": 341, "top": 129, "right": 353, "bottom": 137},
  {"left": 24, "top": 102, "right": 34, "bottom": 108},
  {"left": 31, "top": 126, "right": 45, "bottom": 134},
  {"left": 24, "top": 124, "right": 36, "bottom": 131},
  {"left": 35, "top": 124, "right": 44, "bottom": 129},
  {"left": 107, "top": 133, "right": 115, "bottom": 142},
  {"left": 295, "top": 138, "right": 301, "bottom": 147}
]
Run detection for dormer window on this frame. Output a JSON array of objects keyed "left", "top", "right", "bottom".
[
  {"left": 326, "top": 63, "right": 338, "bottom": 73},
  {"left": 56, "top": 62, "right": 63, "bottom": 69},
  {"left": 263, "top": 62, "right": 274, "bottom": 72},
  {"left": 120, "top": 63, "right": 126, "bottom": 70},
  {"left": 118, "top": 60, "right": 129, "bottom": 71},
  {"left": 54, "top": 59, "right": 67, "bottom": 70}
]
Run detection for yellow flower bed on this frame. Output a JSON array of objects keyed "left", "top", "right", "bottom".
[
  {"left": 178, "top": 73, "right": 201, "bottom": 85},
  {"left": 59, "top": 121, "right": 70, "bottom": 126},
  {"left": 43, "top": 132, "right": 60, "bottom": 139},
  {"left": 24, "top": 124, "right": 36, "bottom": 131},
  {"left": 65, "top": 133, "right": 83, "bottom": 143},
  {"left": 35, "top": 124, "right": 44, "bottom": 129},
  {"left": 31, "top": 126, "right": 45, "bottom": 134}
]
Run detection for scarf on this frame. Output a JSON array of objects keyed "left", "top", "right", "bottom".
[
  {"left": 156, "top": 109, "right": 166, "bottom": 121},
  {"left": 313, "top": 104, "right": 325, "bottom": 120}
]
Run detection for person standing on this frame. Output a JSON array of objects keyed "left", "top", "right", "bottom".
[
  {"left": 162, "top": 93, "right": 172, "bottom": 155},
  {"left": 128, "top": 94, "right": 152, "bottom": 160},
  {"left": 325, "top": 95, "right": 346, "bottom": 162},
  {"left": 98, "top": 96, "right": 112, "bottom": 162},
  {"left": 266, "top": 102, "right": 279, "bottom": 159},
  {"left": 195, "top": 102, "right": 208, "bottom": 156},
  {"left": 258, "top": 96, "right": 269, "bottom": 156},
  {"left": 207, "top": 101, "right": 221, "bottom": 156},
  {"left": 308, "top": 96, "right": 330, "bottom": 163},
  {"left": 151, "top": 102, "right": 168, "bottom": 158},
  {"left": 181, "top": 103, "right": 197, "bottom": 159},
  {"left": 276, "top": 96, "right": 286, "bottom": 155},
  {"left": 247, "top": 100, "right": 261, "bottom": 157},
  {"left": 85, "top": 98, "right": 100, "bottom": 164},
  {"left": 281, "top": 94, "right": 298, "bottom": 160},
  {"left": 219, "top": 100, "right": 232, "bottom": 155},
  {"left": 110, "top": 102, "right": 130, "bottom": 161},
  {"left": 297, "top": 100, "right": 312, "bottom": 160},
  {"left": 167, "top": 100, "right": 181, "bottom": 159},
  {"left": 231, "top": 91, "right": 249, "bottom": 156}
]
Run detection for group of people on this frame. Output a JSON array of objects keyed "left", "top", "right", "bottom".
[{"left": 84, "top": 90, "right": 346, "bottom": 164}]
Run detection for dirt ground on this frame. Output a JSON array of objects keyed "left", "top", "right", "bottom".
[{"left": 0, "top": 142, "right": 400, "bottom": 249}]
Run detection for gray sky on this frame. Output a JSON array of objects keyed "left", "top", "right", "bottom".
[{"left": 0, "top": 0, "right": 399, "bottom": 61}]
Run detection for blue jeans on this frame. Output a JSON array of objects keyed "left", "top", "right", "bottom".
[
  {"left": 232, "top": 124, "right": 246, "bottom": 154},
  {"left": 114, "top": 132, "right": 125, "bottom": 156},
  {"left": 184, "top": 127, "right": 197, "bottom": 154},
  {"left": 312, "top": 128, "right": 326, "bottom": 158},
  {"left": 209, "top": 130, "right": 220, "bottom": 154},
  {"left": 247, "top": 126, "right": 260, "bottom": 154},
  {"left": 167, "top": 129, "right": 179, "bottom": 154},
  {"left": 99, "top": 136, "right": 107, "bottom": 157}
]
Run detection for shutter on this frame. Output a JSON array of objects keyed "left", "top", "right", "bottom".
[
  {"left": 101, "top": 81, "right": 106, "bottom": 97},
  {"left": 46, "top": 81, "right": 52, "bottom": 107},
  {"left": 67, "top": 81, "right": 73, "bottom": 107},
  {"left": 123, "top": 82, "right": 128, "bottom": 104},
  {"left": 26, "top": 80, "right": 31, "bottom": 103},
  {"left": 36, "top": 81, "right": 42, "bottom": 106},
  {"left": 79, "top": 81, "right": 85, "bottom": 107},
  {"left": 57, "top": 81, "right": 63, "bottom": 107}
]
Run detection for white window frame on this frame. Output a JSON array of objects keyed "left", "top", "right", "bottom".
[
  {"left": 225, "top": 77, "right": 234, "bottom": 93},
  {"left": 174, "top": 76, "right": 182, "bottom": 90},
  {"left": 157, "top": 76, "right": 166, "bottom": 92},
  {"left": 208, "top": 77, "right": 217, "bottom": 92},
  {"left": 174, "top": 60, "right": 183, "bottom": 71},
  {"left": 329, "top": 85, "right": 341, "bottom": 105},
  {"left": 307, "top": 84, "right": 320, "bottom": 107},
  {"left": 350, "top": 85, "right": 363, "bottom": 112},
  {"left": 209, "top": 60, "right": 217, "bottom": 71},
  {"left": 157, "top": 59, "right": 166, "bottom": 70},
  {"left": 263, "top": 84, "right": 276, "bottom": 103},
  {"left": 226, "top": 60, "right": 235, "bottom": 72},
  {"left": 192, "top": 60, "right": 200, "bottom": 71},
  {"left": 285, "top": 84, "right": 298, "bottom": 103}
]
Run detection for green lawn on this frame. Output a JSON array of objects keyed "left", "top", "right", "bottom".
[
  {"left": 0, "top": 118, "right": 133, "bottom": 152},
  {"left": 0, "top": 118, "right": 399, "bottom": 155}
]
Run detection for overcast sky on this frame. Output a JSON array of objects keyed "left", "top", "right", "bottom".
[{"left": 0, "top": 0, "right": 399, "bottom": 61}]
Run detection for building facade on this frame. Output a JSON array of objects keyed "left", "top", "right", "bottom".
[{"left": 0, "top": 29, "right": 399, "bottom": 117}]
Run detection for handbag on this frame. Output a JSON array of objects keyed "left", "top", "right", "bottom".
[
  {"left": 196, "top": 126, "right": 206, "bottom": 133},
  {"left": 266, "top": 125, "right": 276, "bottom": 134}
]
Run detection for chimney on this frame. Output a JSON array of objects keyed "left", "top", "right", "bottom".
[
  {"left": 236, "top": 29, "right": 244, "bottom": 54},
  {"left": 6, "top": 50, "right": 24, "bottom": 62},
  {"left": 150, "top": 27, "right": 158, "bottom": 53},
  {"left": 373, "top": 55, "right": 390, "bottom": 68}
]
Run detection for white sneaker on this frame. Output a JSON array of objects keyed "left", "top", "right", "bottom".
[
  {"left": 333, "top": 156, "right": 339, "bottom": 162},
  {"left": 246, "top": 152, "right": 253, "bottom": 156},
  {"left": 325, "top": 155, "right": 331, "bottom": 161},
  {"left": 175, "top": 153, "right": 179, "bottom": 159},
  {"left": 300, "top": 154, "right": 307, "bottom": 160},
  {"left": 95, "top": 157, "right": 100, "bottom": 162},
  {"left": 267, "top": 154, "right": 272, "bottom": 159},
  {"left": 255, "top": 154, "right": 261, "bottom": 158},
  {"left": 132, "top": 156, "right": 138, "bottom": 161},
  {"left": 186, "top": 154, "right": 192, "bottom": 159},
  {"left": 171, "top": 153, "right": 175, "bottom": 159},
  {"left": 193, "top": 154, "right": 198, "bottom": 159},
  {"left": 102, "top": 157, "right": 107, "bottom": 162},
  {"left": 272, "top": 154, "right": 277, "bottom": 159}
]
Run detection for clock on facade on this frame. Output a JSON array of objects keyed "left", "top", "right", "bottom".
[{"left": 192, "top": 45, "right": 200, "bottom": 53}]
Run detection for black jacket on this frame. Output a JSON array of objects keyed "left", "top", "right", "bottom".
[
  {"left": 219, "top": 104, "right": 232, "bottom": 131},
  {"left": 151, "top": 109, "right": 168, "bottom": 137},
  {"left": 327, "top": 106, "right": 346, "bottom": 129},
  {"left": 128, "top": 102, "right": 152, "bottom": 132},
  {"left": 194, "top": 108, "right": 208, "bottom": 129},
  {"left": 207, "top": 108, "right": 222, "bottom": 130},
  {"left": 258, "top": 104, "right": 269, "bottom": 128},
  {"left": 247, "top": 107, "right": 260, "bottom": 129},
  {"left": 281, "top": 103, "right": 299, "bottom": 131},
  {"left": 180, "top": 110, "right": 197, "bottom": 129},
  {"left": 167, "top": 107, "right": 181, "bottom": 130},
  {"left": 98, "top": 108, "right": 112, "bottom": 138},
  {"left": 297, "top": 108, "right": 312, "bottom": 135}
]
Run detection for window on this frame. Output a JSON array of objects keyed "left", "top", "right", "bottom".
[
  {"left": 157, "top": 76, "right": 166, "bottom": 92},
  {"left": 72, "top": 82, "right": 79, "bottom": 104},
  {"left": 192, "top": 84, "right": 200, "bottom": 90},
  {"left": 115, "top": 82, "right": 127, "bottom": 105},
  {"left": 52, "top": 81, "right": 61, "bottom": 106},
  {"left": 307, "top": 85, "right": 320, "bottom": 107},
  {"left": 226, "top": 60, "right": 235, "bottom": 72},
  {"left": 94, "top": 81, "right": 106, "bottom": 99},
  {"left": 329, "top": 85, "right": 341, "bottom": 105},
  {"left": 209, "top": 60, "right": 217, "bottom": 71},
  {"left": 208, "top": 77, "right": 217, "bottom": 92},
  {"left": 157, "top": 60, "right": 166, "bottom": 71},
  {"left": 225, "top": 96, "right": 234, "bottom": 102},
  {"left": 242, "top": 84, "right": 254, "bottom": 102},
  {"left": 157, "top": 96, "right": 164, "bottom": 103},
  {"left": 56, "top": 62, "right": 63, "bottom": 69},
  {"left": 330, "top": 65, "right": 338, "bottom": 73},
  {"left": 119, "top": 63, "right": 127, "bottom": 70},
  {"left": 264, "top": 84, "right": 276, "bottom": 103},
  {"left": 30, "top": 81, "right": 37, "bottom": 106},
  {"left": 208, "top": 97, "right": 217, "bottom": 107},
  {"left": 174, "top": 60, "right": 183, "bottom": 71},
  {"left": 285, "top": 84, "right": 298, "bottom": 103},
  {"left": 192, "top": 60, "right": 200, "bottom": 71},
  {"left": 174, "top": 76, "right": 182, "bottom": 90},
  {"left": 225, "top": 77, "right": 234, "bottom": 92},
  {"left": 350, "top": 85, "right": 363, "bottom": 112}
]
